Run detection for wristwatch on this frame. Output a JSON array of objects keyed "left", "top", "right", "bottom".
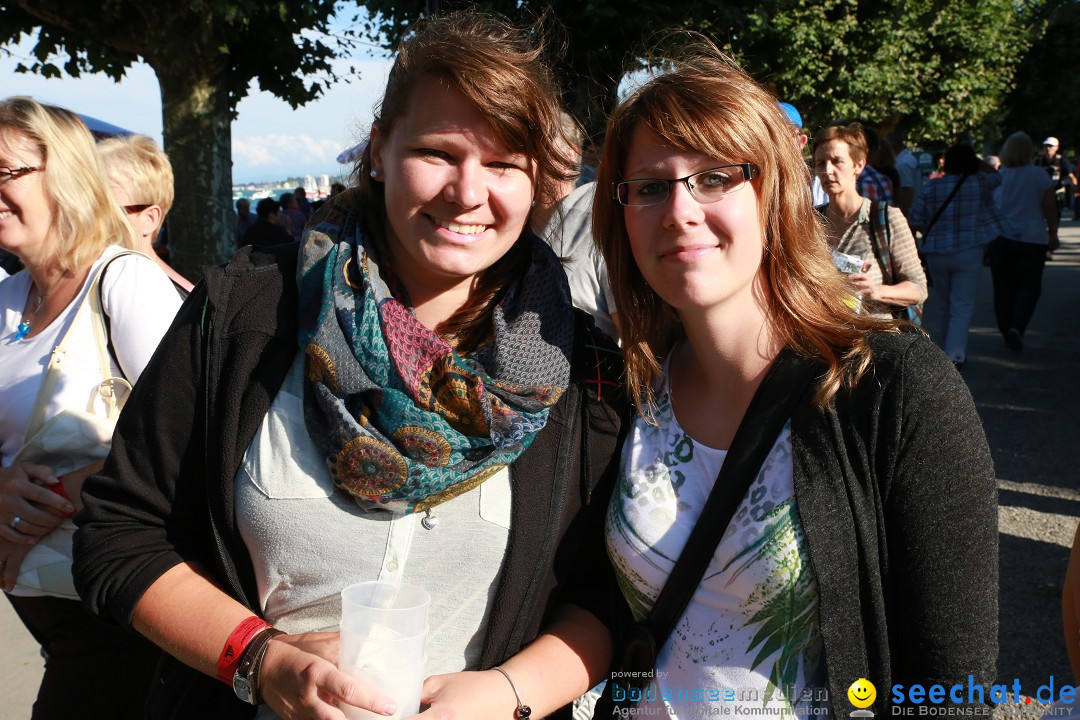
[{"left": 233, "top": 627, "right": 287, "bottom": 705}]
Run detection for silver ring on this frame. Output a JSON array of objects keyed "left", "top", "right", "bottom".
[{"left": 11, "top": 515, "right": 22, "bottom": 529}]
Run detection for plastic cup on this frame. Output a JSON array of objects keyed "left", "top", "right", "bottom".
[
  {"left": 338, "top": 629, "right": 427, "bottom": 720},
  {"left": 338, "top": 582, "right": 431, "bottom": 720},
  {"left": 340, "top": 581, "right": 430, "bottom": 640}
]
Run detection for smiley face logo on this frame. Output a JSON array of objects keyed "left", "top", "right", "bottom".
[{"left": 848, "top": 678, "right": 877, "bottom": 709}]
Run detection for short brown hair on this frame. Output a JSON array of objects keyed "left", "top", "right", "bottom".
[
  {"left": 354, "top": 11, "right": 576, "bottom": 350},
  {"left": 812, "top": 122, "right": 869, "bottom": 166},
  {"left": 0, "top": 97, "right": 136, "bottom": 272},
  {"left": 594, "top": 43, "right": 895, "bottom": 417}
]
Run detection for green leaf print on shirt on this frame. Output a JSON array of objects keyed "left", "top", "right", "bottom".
[{"left": 718, "top": 500, "right": 823, "bottom": 709}]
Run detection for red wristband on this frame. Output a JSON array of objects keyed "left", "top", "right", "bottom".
[{"left": 217, "top": 616, "right": 271, "bottom": 684}]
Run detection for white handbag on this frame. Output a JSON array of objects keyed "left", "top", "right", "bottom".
[{"left": 11, "top": 251, "right": 138, "bottom": 598}]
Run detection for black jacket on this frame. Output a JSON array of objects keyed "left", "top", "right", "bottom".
[
  {"left": 73, "top": 241, "right": 630, "bottom": 719},
  {"left": 791, "top": 334, "right": 997, "bottom": 715},
  {"left": 241, "top": 219, "right": 292, "bottom": 249}
]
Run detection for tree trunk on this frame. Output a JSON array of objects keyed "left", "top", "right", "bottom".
[
  {"left": 155, "top": 66, "right": 235, "bottom": 282},
  {"left": 561, "top": 54, "right": 622, "bottom": 148}
]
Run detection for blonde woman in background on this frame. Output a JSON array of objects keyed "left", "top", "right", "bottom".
[
  {"left": 988, "top": 131, "right": 1058, "bottom": 352},
  {"left": 98, "top": 134, "right": 194, "bottom": 295},
  {"left": 0, "top": 97, "right": 182, "bottom": 719}
]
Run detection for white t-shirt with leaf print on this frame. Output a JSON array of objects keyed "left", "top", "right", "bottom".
[{"left": 604, "top": 364, "right": 832, "bottom": 718}]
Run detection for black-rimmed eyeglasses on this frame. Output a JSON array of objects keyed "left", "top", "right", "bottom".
[
  {"left": 0, "top": 166, "right": 44, "bottom": 183},
  {"left": 613, "top": 163, "right": 759, "bottom": 207}
]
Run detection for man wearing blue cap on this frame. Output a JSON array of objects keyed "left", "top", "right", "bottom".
[
  {"left": 779, "top": 102, "right": 824, "bottom": 203},
  {"left": 779, "top": 102, "right": 807, "bottom": 147}
]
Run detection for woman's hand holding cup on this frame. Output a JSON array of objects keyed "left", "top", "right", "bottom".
[{"left": 260, "top": 631, "right": 398, "bottom": 720}]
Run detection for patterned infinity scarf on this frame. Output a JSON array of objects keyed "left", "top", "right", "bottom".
[{"left": 297, "top": 191, "right": 573, "bottom": 514}]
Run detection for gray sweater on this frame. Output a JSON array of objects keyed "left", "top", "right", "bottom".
[{"left": 790, "top": 332, "right": 997, "bottom": 716}]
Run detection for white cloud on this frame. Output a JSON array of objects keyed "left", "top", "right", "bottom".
[{"left": 232, "top": 134, "right": 343, "bottom": 167}]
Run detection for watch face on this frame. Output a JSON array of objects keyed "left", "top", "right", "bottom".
[{"left": 234, "top": 675, "right": 255, "bottom": 704}]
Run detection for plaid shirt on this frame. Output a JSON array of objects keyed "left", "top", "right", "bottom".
[
  {"left": 909, "top": 172, "right": 1005, "bottom": 254},
  {"left": 857, "top": 165, "right": 894, "bottom": 205}
]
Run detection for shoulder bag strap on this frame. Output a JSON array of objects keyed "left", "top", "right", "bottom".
[
  {"left": 22, "top": 250, "right": 142, "bottom": 440},
  {"left": 617, "top": 349, "right": 821, "bottom": 677},
  {"left": 88, "top": 250, "right": 143, "bottom": 417},
  {"left": 866, "top": 201, "right": 895, "bottom": 285},
  {"left": 22, "top": 280, "right": 94, "bottom": 441},
  {"left": 922, "top": 174, "right": 968, "bottom": 239}
]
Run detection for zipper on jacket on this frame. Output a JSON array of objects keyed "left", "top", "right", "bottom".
[
  {"left": 503, "top": 380, "right": 580, "bottom": 655},
  {"left": 201, "top": 296, "right": 254, "bottom": 607}
]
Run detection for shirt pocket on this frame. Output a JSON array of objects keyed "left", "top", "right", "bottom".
[
  {"left": 243, "top": 389, "right": 334, "bottom": 499},
  {"left": 478, "top": 467, "right": 512, "bottom": 529}
]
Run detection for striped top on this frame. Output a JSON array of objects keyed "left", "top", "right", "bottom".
[{"left": 820, "top": 198, "right": 927, "bottom": 318}]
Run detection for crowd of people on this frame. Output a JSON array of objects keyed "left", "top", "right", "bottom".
[{"left": 0, "top": 9, "right": 1069, "bottom": 720}]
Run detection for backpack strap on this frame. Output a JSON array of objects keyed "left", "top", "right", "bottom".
[{"left": 865, "top": 200, "right": 897, "bottom": 285}]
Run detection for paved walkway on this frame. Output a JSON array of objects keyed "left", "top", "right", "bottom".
[
  {"left": 1, "top": 226, "right": 1078, "bottom": 718},
  {"left": 1, "top": 591, "right": 43, "bottom": 713},
  {"left": 966, "top": 221, "right": 1080, "bottom": 698}
]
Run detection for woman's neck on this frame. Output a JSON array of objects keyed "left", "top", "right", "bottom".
[
  {"left": 669, "top": 296, "right": 782, "bottom": 449},
  {"left": 827, "top": 187, "right": 863, "bottom": 221},
  {"left": 18, "top": 252, "right": 92, "bottom": 338},
  {"left": 22, "top": 254, "right": 69, "bottom": 295},
  {"left": 411, "top": 284, "right": 473, "bottom": 333}
]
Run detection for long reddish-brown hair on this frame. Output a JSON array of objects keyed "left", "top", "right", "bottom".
[
  {"left": 593, "top": 44, "right": 897, "bottom": 417},
  {"left": 355, "top": 11, "right": 576, "bottom": 351}
]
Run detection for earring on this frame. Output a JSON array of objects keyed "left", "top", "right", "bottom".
[{"left": 370, "top": 168, "right": 379, "bottom": 179}]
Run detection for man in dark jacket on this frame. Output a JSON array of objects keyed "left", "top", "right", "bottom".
[{"left": 240, "top": 198, "right": 291, "bottom": 248}]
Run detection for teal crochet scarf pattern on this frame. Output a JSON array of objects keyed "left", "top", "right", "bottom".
[{"left": 297, "top": 191, "right": 574, "bottom": 514}]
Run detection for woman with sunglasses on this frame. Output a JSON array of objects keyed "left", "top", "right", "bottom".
[
  {"left": 99, "top": 134, "right": 195, "bottom": 295},
  {"left": 591, "top": 43, "right": 996, "bottom": 718},
  {"left": 74, "top": 12, "right": 625, "bottom": 720},
  {"left": 0, "top": 97, "right": 182, "bottom": 719}
]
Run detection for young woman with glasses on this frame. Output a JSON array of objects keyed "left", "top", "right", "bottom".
[{"left": 590, "top": 43, "right": 997, "bottom": 719}]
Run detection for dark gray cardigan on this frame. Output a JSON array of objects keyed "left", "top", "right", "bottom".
[{"left": 791, "top": 332, "right": 997, "bottom": 716}]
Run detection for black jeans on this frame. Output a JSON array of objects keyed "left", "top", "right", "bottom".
[
  {"left": 6, "top": 593, "right": 160, "bottom": 720},
  {"left": 988, "top": 237, "right": 1048, "bottom": 337}
]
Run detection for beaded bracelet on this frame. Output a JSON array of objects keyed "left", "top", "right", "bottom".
[{"left": 493, "top": 666, "right": 532, "bottom": 719}]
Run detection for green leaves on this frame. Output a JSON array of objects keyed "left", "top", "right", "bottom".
[
  {"left": 732, "top": 0, "right": 1040, "bottom": 143},
  {"left": 1005, "top": 0, "right": 1080, "bottom": 152}
]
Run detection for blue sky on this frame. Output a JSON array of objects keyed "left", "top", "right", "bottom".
[{"left": 0, "top": 32, "right": 395, "bottom": 184}]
